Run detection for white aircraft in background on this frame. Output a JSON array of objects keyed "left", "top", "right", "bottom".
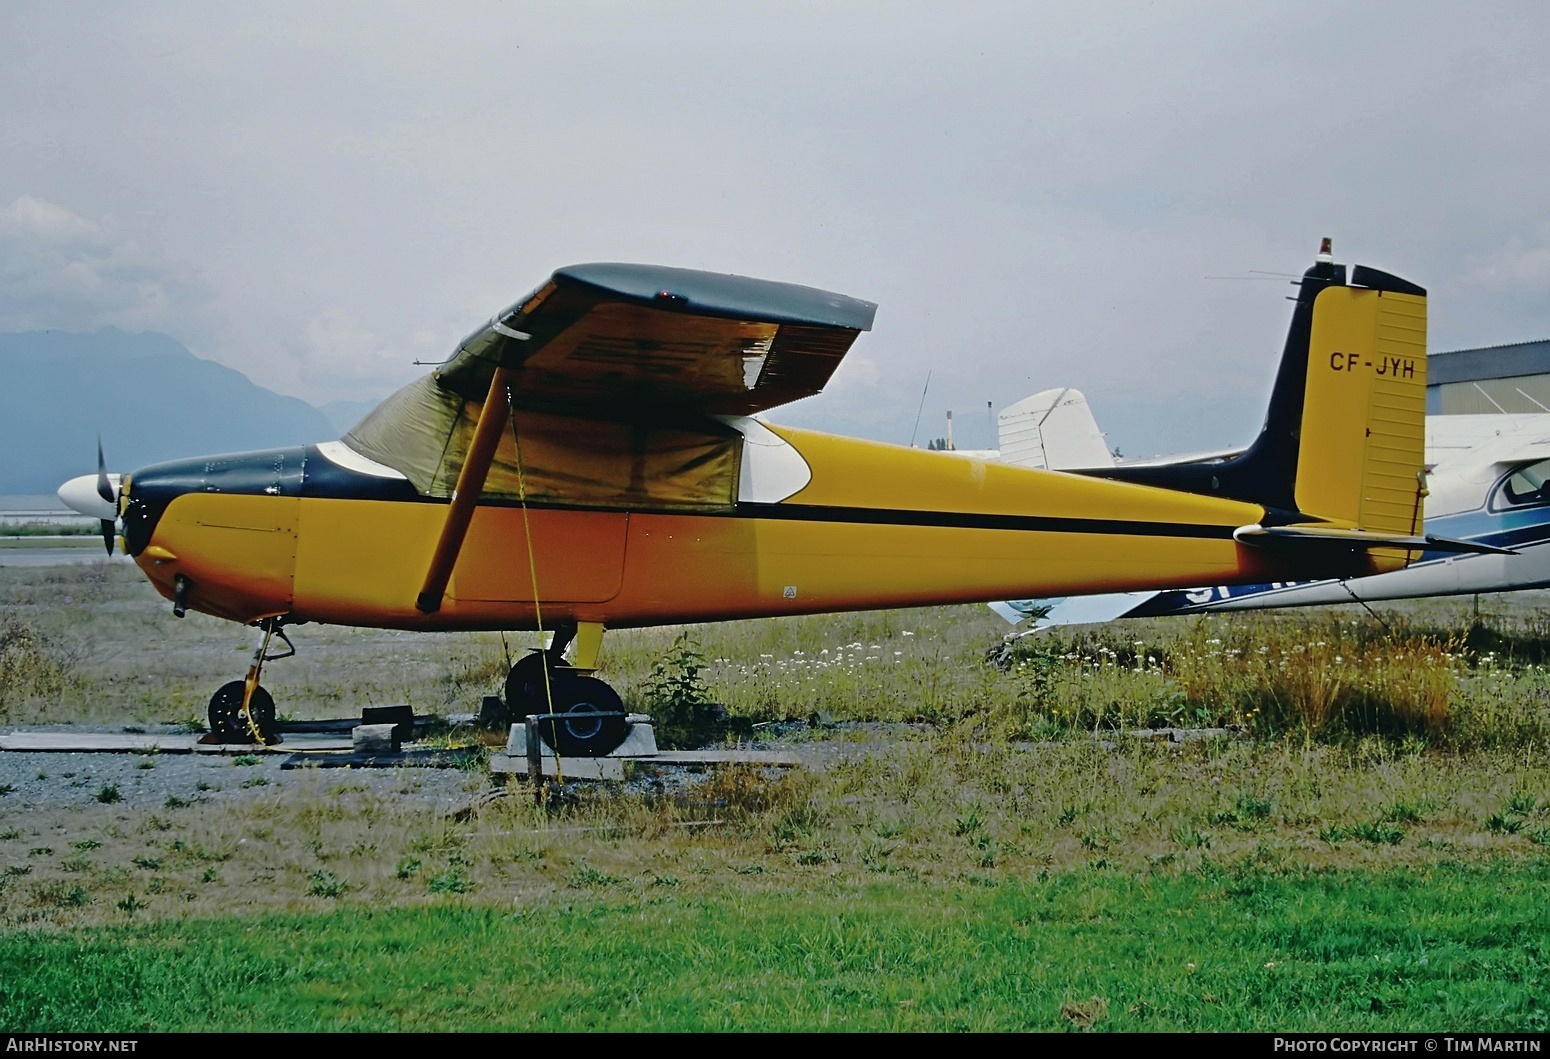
[{"left": 990, "top": 392, "right": 1544, "bottom": 629}]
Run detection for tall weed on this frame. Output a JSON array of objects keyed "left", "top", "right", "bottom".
[
  {"left": 0, "top": 615, "right": 73, "bottom": 715},
  {"left": 987, "top": 610, "right": 1549, "bottom": 747}
]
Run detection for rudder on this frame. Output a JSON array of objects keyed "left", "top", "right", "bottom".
[{"left": 1294, "top": 276, "right": 1427, "bottom": 533}]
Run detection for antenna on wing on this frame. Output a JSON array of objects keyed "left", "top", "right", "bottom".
[{"left": 909, "top": 370, "right": 932, "bottom": 448}]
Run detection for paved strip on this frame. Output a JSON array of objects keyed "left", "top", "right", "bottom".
[
  {"left": 0, "top": 730, "right": 358, "bottom": 754},
  {"left": 0, "top": 732, "right": 198, "bottom": 753}
]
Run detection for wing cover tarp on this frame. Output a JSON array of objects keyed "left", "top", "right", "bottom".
[
  {"left": 434, "top": 264, "right": 875, "bottom": 414},
  {"left": 343, "top": 375, "right": 741, "bottom": 509}
]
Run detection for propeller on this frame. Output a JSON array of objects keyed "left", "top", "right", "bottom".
[{"left": 57, "top": 437, "right": 121, "bottom": 556}]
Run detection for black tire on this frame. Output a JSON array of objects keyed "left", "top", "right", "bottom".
[
  {"left": 504, "top": 650, "right": 574, "bottom": 717},
  {"left": 536, "top": 676, "right": 628, "bottom": 758},
  {"left": 208, "top": 680, "right": 278, "bottom": 744}
]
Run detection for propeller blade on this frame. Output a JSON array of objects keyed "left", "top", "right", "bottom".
[
  {"left": 96, "top": 436, "right": 114, "bottom": 505},
  {"left": 60, "top": 438, "right": 120, "bottom": 555}
]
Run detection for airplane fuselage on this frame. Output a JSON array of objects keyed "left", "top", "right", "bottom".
[{"left": 118, "top": 419, "right": 1401, "bottom": 632}]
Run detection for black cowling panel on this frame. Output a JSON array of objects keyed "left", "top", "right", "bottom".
[{"left": 121, "top": 446, "right": 423, "bottom": 556}]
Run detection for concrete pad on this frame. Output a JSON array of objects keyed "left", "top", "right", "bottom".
[
  {"left": 0, "top": 731, "right": 197, "bottom": 754},
  {"left": 279, "top": 748, "right": 481, "bottom": 771},
  {"left": 489, "top": 755, "right": 624, "bottom": 780},
  {"left": 640, "top": 749, "right": 801, "bottom": 766},
  {"left": 193, "top": 731, "right": 355, "bottom": 754}
]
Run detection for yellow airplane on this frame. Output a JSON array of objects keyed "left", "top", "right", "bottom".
[{"left": 67, "top": 243, "right": 1444, "bottom": 752}]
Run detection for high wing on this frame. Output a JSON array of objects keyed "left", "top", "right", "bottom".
[
  {"left": 434, "top": 263, "right": 877, "bottom": 414},
  {"left": 337, "top": 264, "right": 877, "bottom": 614}
]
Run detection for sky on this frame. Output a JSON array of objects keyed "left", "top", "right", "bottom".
[{"left": 4, "top": 1, "right": 1550, "bottom": 456}]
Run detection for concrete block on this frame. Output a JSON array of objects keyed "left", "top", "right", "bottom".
[
  {"left": 613, "top": 723, "right": 658, "bottom": 757},
  {"left": 504, "top": 721, "right": 657, "bottom": 758},
  {"left": 353, "top": 723, "right": 401, "bottom": 754}
]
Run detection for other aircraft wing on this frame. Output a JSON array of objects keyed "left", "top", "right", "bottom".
[
  {"left": 990, "top": 593, "right": 1158, "bottom": 629},
  {"left": 996, "top": 388, "right": 1116, "bottom": 470}
]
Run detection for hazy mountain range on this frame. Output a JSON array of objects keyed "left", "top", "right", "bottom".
[{"left": 0, "top": 329, "right": 376, "bottom": 495}]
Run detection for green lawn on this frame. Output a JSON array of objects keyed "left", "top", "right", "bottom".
[{"left": 3, "top": 861, "right": 1546, "bottom": 1032}]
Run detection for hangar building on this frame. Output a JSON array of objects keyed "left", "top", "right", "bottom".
[{"left": 1429, "top": 340, "right": 1550, "bottom": 415}]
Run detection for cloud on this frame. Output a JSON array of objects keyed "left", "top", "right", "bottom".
[
  {"left": 300, "top": 308, "right": 379, "bottom": 372},
  {"left": 290, "top": 310, "right": 452, "bottom": 401},
  {"left": 1461, "top": 227, "right": 1550, "bottom": 295},
  {"left": 0, "top": 195, "right": 215, "bottom": 337}
]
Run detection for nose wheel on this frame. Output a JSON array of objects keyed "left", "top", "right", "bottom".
[
  {"left": 206, "top": 618, "right": 291, "bottom": 745},
  {"left": 208, "top": 681, "right": 277, "bottom": 744}
]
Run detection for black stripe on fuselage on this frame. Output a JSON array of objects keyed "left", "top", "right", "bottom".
[
  {"left": 362, "top": 494, "right": 1238, "bottom": 539},
  {"left": 729, "top": 502, "right": 1239, "bottom": 539}
]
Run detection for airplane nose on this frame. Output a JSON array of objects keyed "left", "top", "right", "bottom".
[{"left": 58, "top": 474, "right": 119, "bottom": 521}]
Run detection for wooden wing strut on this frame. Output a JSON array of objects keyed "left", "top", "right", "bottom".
[{"left": 415, "top": 367, "right": 514, "bottom": 614}]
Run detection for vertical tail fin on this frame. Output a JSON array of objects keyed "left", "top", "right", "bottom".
[
  {"left": 1091, "top": 243, "right": 1428, "bottom": 537},
  {"left": 1294, "top": 270, "right": 1427, "bottom": 532},
  {"left": 997, "top": 387, "right": 1117, "bottom": 470}
]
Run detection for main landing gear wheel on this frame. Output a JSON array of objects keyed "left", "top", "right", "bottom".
[
  {"left": 208, "top": 680, "right": 278, "bottom": 745},
  {"left": 535, "top": 676, "right": 628, "bottom": 758},
  {"left": 504, "top": 650, "right": 573, "bottom": 721}
]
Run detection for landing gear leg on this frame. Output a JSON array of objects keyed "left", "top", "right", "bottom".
[{"left": 208, "top": 618, "right": 293, "bottom": 746}]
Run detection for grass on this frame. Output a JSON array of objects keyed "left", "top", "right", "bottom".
[
  {"left": 6, "top": 563, "right": 1548, "bottom": 751},
  {"left": 1, "top": 863, "right": 1545, "bottom": 1031},
  {"left": 3, "top": 734, "right": 1545, "bottom": 931},
  {"left": 0, "top": 534, "right": 99, "bottom": 548}
]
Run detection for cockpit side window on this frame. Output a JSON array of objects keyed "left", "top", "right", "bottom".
[{"left": 1494, "top": 458, "right": 1550, "bottom": 509}]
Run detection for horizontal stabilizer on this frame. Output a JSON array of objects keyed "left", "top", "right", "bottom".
[
  {"left": 1233, "top": 523, "right": 1515, "bottom": 556},
  {"left": 990, "top": 593, "right": 1157, "bottom": 628}
]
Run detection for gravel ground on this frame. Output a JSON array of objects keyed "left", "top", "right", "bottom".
[
  {"left": 0, "top": 717, "right": 919, "bottom": 822},
  {"left": 0, "top": 722, "right": 492, "bottom": 814}
]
